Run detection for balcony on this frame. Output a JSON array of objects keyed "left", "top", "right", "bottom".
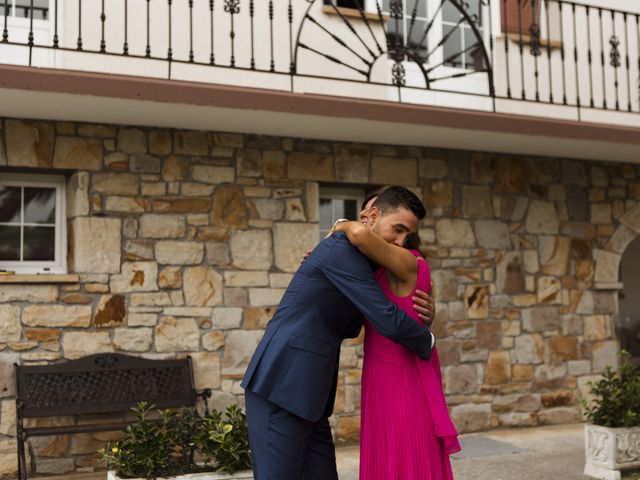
[{"left": 0, "top": 0, "right": 639, "bottom": 160}]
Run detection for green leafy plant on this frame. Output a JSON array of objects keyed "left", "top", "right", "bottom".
[
  {"left": 582, "top": 351, "right": 640, "bottom": 428},
  {"left": 99, "top": 402, "right": 251, "bottom": 478},
  {"left": 199, "top": 405, "right": 252, "bottom": 474}
]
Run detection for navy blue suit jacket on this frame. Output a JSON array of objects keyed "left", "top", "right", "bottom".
[{"left": 241, "top": 231, "right": 433, "bottom": 422}]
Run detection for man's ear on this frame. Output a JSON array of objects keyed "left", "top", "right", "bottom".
[{"left": 368, "top": 206, "right": 380, "bottom": 225}]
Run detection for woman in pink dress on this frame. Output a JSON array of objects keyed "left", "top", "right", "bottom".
[{"left": 334, "top": 214, "right": 460, "bottom": 480}]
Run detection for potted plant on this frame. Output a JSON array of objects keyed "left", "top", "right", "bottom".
[
  {"left": 582, "top": 351, "right": 640, "bottom": 480},
  {"left": 99, "top": 402, "right": 253, "bottom": 480}
]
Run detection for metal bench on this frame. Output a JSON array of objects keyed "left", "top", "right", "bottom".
[{"left": 14, "top": 353, "right": 211, "bottom": 480}]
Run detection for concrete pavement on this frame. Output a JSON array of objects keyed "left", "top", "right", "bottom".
[{"left": 336, "top": 423, "right": 590, "bottom": 480}]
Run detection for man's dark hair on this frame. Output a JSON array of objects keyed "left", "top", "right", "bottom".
[{"left": 372, "top": 186, "right": 426, "bottom": 221}]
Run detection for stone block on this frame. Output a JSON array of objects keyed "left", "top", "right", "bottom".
[
  {"left": 526, "top": 200, "right": 559, "bottom": 234},
  {"left": 53, "top": 136, "right": 102, "bottom": 170},
  {"left": 285, "top": 198, "right": 307, "bottom": 221},
  {"left": 485, "top": 351, "right": 511, "bottom": 385},
  {"left": 538, "top": 407, "right": 581, "bottom": 425},
  {"left": 243, "top": 306, "right": 276, "bottom": 329},
  {"left": 475, "top": 220, "right": 511, "bottom": 249},
  {"left": 463, "top": 186, "right": 493, "bottom": 218},
  {"left": 250, "top": 198, "right": 285, "bottom": 221},
  {"left": 288, "top": 153, "right": 334, "bottom": 181},
  {"left": 230, "top": 229, "right": 273, "bottom": 270},
  {"left": 113, "top": 328, "right": 152, "bottom": 352},
  {"left": 130, "top": 154, "right": 161, "bottom": 173},
  {"left": 94, "top": 294, "right": 127, "bottom": 327},
  {"left": 104, "top": 196, "right": 151, "bottom": 213},
  {"left": 274, "top": 223, "right": 318, "bottom": 273},
  {"left": 93, "top": 173, "right": 139, "bottom": 195},
  {"left": 591, "top": 341, "right": 619, "bottom": 373},
  {"left": 62, "top": 331, "right": 113, "bottom": 359},
  {"left": 539, "top": 236, "right": 570, "bottom": 276},
  {"left": 117, "top": 128, "right": 147, "bottom": 153},
  {"left": 139, "top": 214, "right": 186, "bottom": 239},
  {"left": 0, "top": 305, "right": 21, "bottom": 343},
  {"left": 450, "top": 404, "right": 491, "bottom": 433},
  {"left": 465, "top": 285, "right": 489, "bottom": 319},
  {"left": 155, "top": 241, "right": 204, "bottom": 265},
  {"left": 593, "top": 249, "right": 621, "bottom": 283},
  {"left": 425, "top": 180, "right": 453, "bottom": 207},
  {"left": 23, "top": 305, "right": 91, "bottom": 328},
  {"left": 222, "top": 330, "right": 263, "bottom": 376},
  {"left": 496, "top": 252, "right": 525, "bottom": 293},
  {"left": 334, "top": 145, "right": 369, "bottom": 182},
  {"left": 174, "top": 131, "right": 208, "bottom": 155},
  {"left": 183, "top": 267, "right": 223, "bottom": 307},
  {"left": 371, "top": 157, "right": 417, "bottom": 185},
  {"left": 155, "top": 317, "right": 200, "bottom": 352},
  {"left": 110, "top": 262, "right": 158, "bottom": 293},
  {"left": 444, "top": 364, "right": 478, "bottom": 394},
  {"left": 513, "top": 334, "right": 545, "bottom": 364},
  {"left": 72, "top": 217, "right": 121, "bottom": 273},
  {"left": 224, "top": 271, "right": 269, "bottom": 287},
  {"left": 495, "top": 158, "right": 526, "bottom": 193},
  {"left": 435, "top": 219, "right": 476, "bottom": 247},
  {"left": 550, "top": 336, "right": 579, "bottom": 361},
  {"left": 212, "top": 187, "right": 248, "bottom": 228},
  {"left": 192, "top": 165, "right": 235, "bottom": 184},
  {"left": 249, "top": 288, "right": 285, "bottom": 307},
  {"left": 584, "top": 315, "right": 611, "bottom": 341},
  {"left": 5, "top": 119, "right": 54, "bottom": 167},
  {"left": 66, "top": 171, "right": 90, "bottom": 218},
  {"left": 190, "top": 351, "right": 221, "bottom": 390}
]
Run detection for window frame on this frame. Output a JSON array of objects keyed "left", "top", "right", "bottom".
[
  {"left": 319, "top": 186, "right": 366, "bottom": 240},
  {"left": 0, "top": 172, "right": 67, "bottom": 275}
]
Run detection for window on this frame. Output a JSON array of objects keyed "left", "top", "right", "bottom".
[
  {"left": 382, "top": 0, "right": 429, "bottom": 63},
  {"left": 319, "top": 187, "right": 365, "bottom": 240},
  {"left": 324, "top": 0, "right": 363, "bottom": 9},
  {"left": 0, "top": 173, "right": 66, "bottom": 274},
  {"left": 0, "top": 0, "right": 49, "bottom": 20},
  {"left": 442, "top": 0, "right": 485, "bottom": 70}
]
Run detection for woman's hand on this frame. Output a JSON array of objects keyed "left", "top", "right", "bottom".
[{"left": 412, "top": 289, "right": 436, "bottom": 327}]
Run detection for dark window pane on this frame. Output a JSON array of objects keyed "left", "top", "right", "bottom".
[
  {"left": 23, "top": 226, "right": 55, "bottom": 261},
  {"left": 16, "top": 0, "right": 49, "bottom": 19},
  {"left": 344, "top": 199, "right": 358, "bottom": 220},
  {"left": 464, "top": 28, "right": 485, "bottom": 70},
  {"left": 443, "top": 1, "right": 460, "bottom": 23},
  {"left": 443, "top": 25, "right": 463, "bottom": 67},
  {"left": 320, "top": 199, "right": 333, "bottom": 230},
  {"left": 0, "top": 225, "right": 20, "bottom": 261},
  {"left": 465, "top": 0, "right": 482, "bottom": 25},
  {"left": 0, "top": 186, "right": 21, "bottom": 223},
  {"left": 24, "top": 187, "right": 55, "bottom": 224},
  {"left": 406, "top": 0, "right": 427, "bottom": 18},
  {"left": 408, "top": 19, "right": 428, "bottom": 62}
]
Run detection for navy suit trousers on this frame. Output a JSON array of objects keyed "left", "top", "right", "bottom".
[{"left": 245, "top": 390, "right": 338, "bottom": 480}]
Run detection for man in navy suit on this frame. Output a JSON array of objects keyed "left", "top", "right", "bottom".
[{"left": 241, "top": 186, "right": 435, "bottom": 480}]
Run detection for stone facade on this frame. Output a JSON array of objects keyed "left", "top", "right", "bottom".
[{"left": 0, "top": 118, "right": 639, "bottom": 477}]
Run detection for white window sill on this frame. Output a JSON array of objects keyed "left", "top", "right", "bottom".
[{"left": 0, "top": 274, "right": 79, "bottom": 284}]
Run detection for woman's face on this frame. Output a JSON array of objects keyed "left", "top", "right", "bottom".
[{"left": 367, "top": 206, "right": 419, "bottom": 247}]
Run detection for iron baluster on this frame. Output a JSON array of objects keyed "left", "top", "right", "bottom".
[
  {"left": 392, "top": 61, "right": 406, "bottom": 87},
  {"left": 529, "top": 0, "right": 540, "bottom": 101},
  {"left": 28, "top": 0, "right": 34, "bottom": 66},
  {"left": 572, "top": 2, "right": 580, "bottom": 110},
  {"left": 325, "top": 2, "right": 376, "bottom": 61},
  {"left": 297, "top": 42, "right": 369, "bottom": 77},
  {"left": 599, "top": 7, "right": 606, "bottom": 108},
  {"left": 288, "top": 0, "right": 294, "bottom": 76},
  {"left": 544, "top": 0, "right": 552, "bottom": 103},
  {"left": 123, "top": 0, "right": 128, "bottom": 55},
  {"left": 249, "top": 0, "right": 254, "bottom": 69},
  {"left": 145, "top": 0, "right": 150, "bottom": 57},
  {"left": 586, "top": 5, "right": 594, "bottom": 107},
  {"left": 559, "top": 1, "right": 567, "bottom": 104},
  {"left": 189, "top": 0, "right": 194, "bottom": 62},
  {"left": 2, "top": 0, "right": 8, "bottom": 42},
  {"left": 609, "top": 12, "right": 620, "bottom": 111},
  {"left": 351, "top": 0, "right": 384, "bottom": 56},
  {"left": 305, "top": 15, "right": 372, "bottom": 68},
  {"left": 269, "top": 0, "right": 274, "bottom": 71},
  {"left": 486, "top": 0, "right": 496, "bottom": 109},
  {"left": 53, "top": 0, "right": 58, "bottom": 47},
  {"left": 167, "top": 0, "right": 173, "bottom": 78},
  {"left": 503, "top": 0, "right": 511, "bottom": 98},
  {"left": 517, "top": 0, "right": 525, "bottom": 99},
  {"left": 210, "top": 0, "right": 215, "bottom": 65},
  {"left": 224, "top": 0, "right": 239, "bottom": 68},
  {"left": 77, "top": 0, "right": 82, "bottom": 50},
  {"left": 416, "top": 0, "right": 446, "bottom": 60},
  {"left": 100, "top": 0, "right": 105, "bottom": 53},
  {"left": 623, "top": 12, "right": 631, "bottom": 112}
]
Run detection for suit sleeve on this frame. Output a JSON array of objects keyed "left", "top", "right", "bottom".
[{"left": 319, "top": 233, "right": 433, "bottom": 360}]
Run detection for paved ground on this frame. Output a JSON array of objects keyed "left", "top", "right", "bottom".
[
  {"left": 37, "top": 423, "right": 640, "bottom": 480},
  {"left": 336, "top": 423, "right": 588, "bottom": 480}
]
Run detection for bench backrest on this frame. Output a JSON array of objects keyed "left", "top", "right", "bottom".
[{"left": 15, "top": 353, "right": 197, "bottom": 418}]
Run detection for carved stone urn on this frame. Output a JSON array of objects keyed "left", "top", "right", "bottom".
[{"left": 584, "top": 424, "right": 640, "bottom": 480}]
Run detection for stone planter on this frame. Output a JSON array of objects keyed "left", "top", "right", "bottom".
[
  {"left": 584, "top": 424, "right": 640, "bottom": 480},
  {"left": 107, "top": 470, "right": 253, "bottom": 480}
]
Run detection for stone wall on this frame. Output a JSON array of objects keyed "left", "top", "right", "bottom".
[{"left": 0, "top": 117, "right": 639, "bottom": 477}]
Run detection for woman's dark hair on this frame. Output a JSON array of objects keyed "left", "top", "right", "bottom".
[
  {"left": 405, "top": 232, "right": 429, "bottom": 258},
  {"left": 372, "top": 186, "right": 426, "bottom": 221}
]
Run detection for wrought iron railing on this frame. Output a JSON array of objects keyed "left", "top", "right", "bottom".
[{"left": 0, "top": 0, "right": 638, "bottom": 117}]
